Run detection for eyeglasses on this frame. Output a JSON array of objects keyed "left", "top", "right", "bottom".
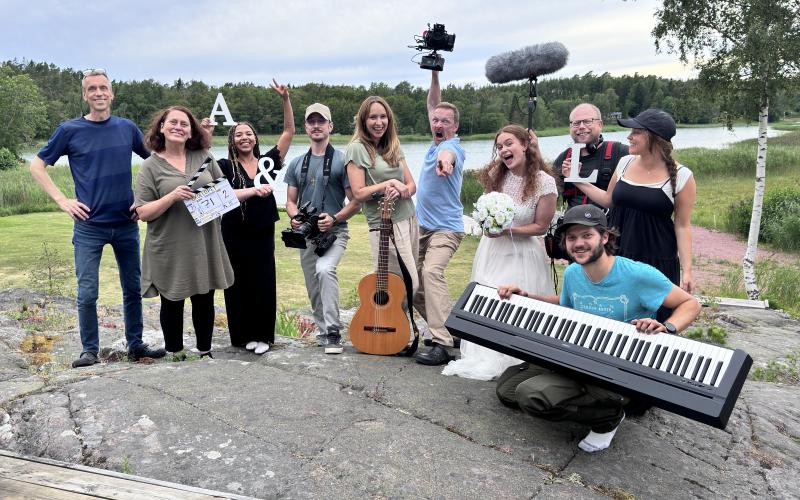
[
  {"left": 569, "top": 118, "right": 601, "bottom": 128},
  {"left": 82, "top": 68, "right": 107, "bottom": 77}
]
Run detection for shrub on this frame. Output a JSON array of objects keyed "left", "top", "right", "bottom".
[
  {"left": 460, "top": 170, "right": 484, "bottom": 214},
  {"left": 723, "top": 187, "right": 800, "bottom": 251},
  {"left": 0, "top": 147, "right": 20, "bottom": 171}
]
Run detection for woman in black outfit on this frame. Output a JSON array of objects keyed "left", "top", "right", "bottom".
[
  {"left": 214, "top": 79, "right": 295, "bottom": 354},
  {"left": 564, "top": 108, "right": 696, "bottom": 322}
]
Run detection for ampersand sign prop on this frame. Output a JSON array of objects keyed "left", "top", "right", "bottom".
[{"left": 254, "top": 156, "right": 276, "bottom": 189}]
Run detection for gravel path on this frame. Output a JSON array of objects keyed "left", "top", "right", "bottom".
[{"left": 692, "top": 225, "right": 795, "bottom": 290}]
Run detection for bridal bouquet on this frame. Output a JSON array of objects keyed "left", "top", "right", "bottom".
[{"left": 471, "top": 192, "right": 516, "bottom": 235}]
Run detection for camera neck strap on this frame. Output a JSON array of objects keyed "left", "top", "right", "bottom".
[{"left": 298, "top": 143, "right": 335, "bottom": 207}]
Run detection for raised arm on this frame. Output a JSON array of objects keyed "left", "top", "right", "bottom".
[
  {"left": 271, "top": 78, "right": 295, "bottom": 161},
  {"left": 30, "top": 156, "right": 90, "bottom": 220},
  {"left": 427, "top": 70, "right": 441, "bottom": 116}
]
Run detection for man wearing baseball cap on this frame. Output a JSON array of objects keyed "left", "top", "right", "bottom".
[
  {"left": 285, "top": 103, "right": 361, "bottom": 354},
  {"left": 558, "top": 107, "right": 697, "bottom": 323},
  {"left": 494, "top": 204, "right": 700, "bottom": 453}
]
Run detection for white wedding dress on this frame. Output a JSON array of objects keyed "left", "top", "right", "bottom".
[{"left": 442, "top": 170, "right": 557, "bottom": 381}]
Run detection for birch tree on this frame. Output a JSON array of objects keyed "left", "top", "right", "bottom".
[{"left": 652, "top": 0, "right": 800, "bottom": 299}]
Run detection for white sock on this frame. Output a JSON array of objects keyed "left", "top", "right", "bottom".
[
  {"left": 254, "top": 342, "right": 270, "bottom": 354},
  {"left": 245, "top": 341, "right": 258, "bottom": 350},
  {"left": 579, "top": 413, "right": 624, "bottom": 453}
]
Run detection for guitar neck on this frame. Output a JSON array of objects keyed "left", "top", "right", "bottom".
[{"left": 377, "top": 212, "right": 392, "bottom": 292}]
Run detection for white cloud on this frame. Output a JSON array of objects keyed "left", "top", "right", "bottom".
[{"left": 0, "top": 0, "right": 692, "bottom": 87}]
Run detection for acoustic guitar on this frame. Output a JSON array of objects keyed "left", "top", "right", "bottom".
[{"left": 348, "top": 200, "right": 411, "bottom": 355}]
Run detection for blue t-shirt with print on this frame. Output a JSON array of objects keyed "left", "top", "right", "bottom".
[
  {"left": 415, "top": 137, "right": 465, "bottom": 232},
  {"left": 560, "top": 256, "right": 673, "bottom": 322},
  {"left": 37, "top": 115, "right": 149, "bottom": 224}
]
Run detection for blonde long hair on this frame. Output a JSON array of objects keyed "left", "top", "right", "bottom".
[{"left": 350, "top": 96, "right": 402, "bottom": 166}]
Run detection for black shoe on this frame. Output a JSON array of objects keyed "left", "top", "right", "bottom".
[
  {"left": 415, "top": 344, "right": 454, "bottom": 366},
  {"left": 129, "top": 344, "right": 167, "bottom": 361},
  {"left": 72, "top": 351, "right": 100, "bottom": 368}
]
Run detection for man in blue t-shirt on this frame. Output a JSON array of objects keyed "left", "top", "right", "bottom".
[
  {"left": 414, "top": 71, "right": 467, "bottom": 366},
  {"left": 30, "top": 69, "right": 166, "bottom": 368},
  {"left": 495, "top": 204, "right": 700, "bottom": 453}
]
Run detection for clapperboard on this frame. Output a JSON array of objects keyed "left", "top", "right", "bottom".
[{"left": 183, "top": 157, "right": 240, "bottom": 226}]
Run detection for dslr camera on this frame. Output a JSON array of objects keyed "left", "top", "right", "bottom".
[
  {"left": 411, "top": 23, "right": 456, "bottom": 71},
  {"left": 281, "top": 201, "right": 337, "bottom": 257}
]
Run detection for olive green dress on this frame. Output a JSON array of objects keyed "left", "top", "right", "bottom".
[{"left": 135, "top": 149, "right": 234, "bottom": 301}]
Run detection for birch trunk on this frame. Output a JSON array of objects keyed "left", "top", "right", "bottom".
[{"left": 742, "top": 97, "right": 769, "bottom": 300}]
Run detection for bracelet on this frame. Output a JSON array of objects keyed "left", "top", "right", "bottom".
[{"left": 330, "top": 214, "right": 338, "bottom": 224}]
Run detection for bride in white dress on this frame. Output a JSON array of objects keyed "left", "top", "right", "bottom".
[{"left": 442, "top": 125, "right": 557, "bottom": 381}]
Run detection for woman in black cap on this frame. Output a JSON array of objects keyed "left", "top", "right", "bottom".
[{"left": 563, "top": 108, "right": 696, "bottom": 322}]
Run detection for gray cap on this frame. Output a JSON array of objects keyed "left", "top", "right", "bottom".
[
  {"left": 305, "top": 103, "right": 332, "bottom": 122},
  {"left": 555, "top": 204, "right": 608, "bottom": 240},
  {"left": 617, "top": 108, "right": 676, "bottom": 141}
]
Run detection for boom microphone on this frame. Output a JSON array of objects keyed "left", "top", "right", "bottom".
[{"left": 485, "top": 42, "right": 569, "bottom": 84}]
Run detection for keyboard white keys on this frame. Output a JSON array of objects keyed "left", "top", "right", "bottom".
[{"left": 464, "top": 284, "right": 736, "bottom": 385}]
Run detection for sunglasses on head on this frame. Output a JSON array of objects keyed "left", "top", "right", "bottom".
[{"left": 82, "top": 68, "right": 107, "bottom": 77}]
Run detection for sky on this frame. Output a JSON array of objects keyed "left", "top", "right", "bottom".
[{"left": 1, "top": 0, "right": 695, "bottom": 88}]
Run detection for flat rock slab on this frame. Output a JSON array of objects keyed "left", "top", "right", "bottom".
[{"left": 0, "top": 289, "right": 798, "bottom": 499}]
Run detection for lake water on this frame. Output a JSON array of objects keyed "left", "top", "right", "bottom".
[{"left": 23, "top": 125, "right": 781, "bottom": 207}]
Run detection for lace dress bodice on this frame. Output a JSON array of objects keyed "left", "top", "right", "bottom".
[{"left": 501, "top": 170, "right": 557, "bottom": 227}]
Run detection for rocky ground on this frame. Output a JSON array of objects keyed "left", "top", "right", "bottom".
[{"left": 0, "top": 288, "right": 799, "bottom": 499}]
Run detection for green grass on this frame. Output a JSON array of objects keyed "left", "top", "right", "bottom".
[{"left": 0, "top": 211, "right": 483, "bottom": 309}]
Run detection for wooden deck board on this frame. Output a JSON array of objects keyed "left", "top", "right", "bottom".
[{"left": 0, "top": 450, "right": 256, "bottom": 500}]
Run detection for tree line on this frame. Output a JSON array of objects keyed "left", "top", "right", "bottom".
[{"left": 2, "top": 59, "right": 799, "bottom": 154}]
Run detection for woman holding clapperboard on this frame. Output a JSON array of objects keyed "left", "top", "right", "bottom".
[
  {"left": 214, "top": 79, "right": 295, "bottom": 355},
  {"left": 135, "top": 106, "right": 233, "bottom": 360}
]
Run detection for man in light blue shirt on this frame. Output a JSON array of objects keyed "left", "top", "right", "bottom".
[
  {"left": 414, "top": 71, "right": 467, "bottom": 366},
  {"left": 496, "top": 205, "right": 700, "bottom": 453}
]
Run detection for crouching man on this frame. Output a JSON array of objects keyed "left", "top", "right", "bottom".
[{"left": 495, "top": 204, "right": 700, "bottom": 452}]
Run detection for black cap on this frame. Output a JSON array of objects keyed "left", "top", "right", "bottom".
[
  {"left": 555, "top": 204, "right": 607, "bottom": 240},
  {"left": 617, "top": 108, "right": 676, "bottom": 141}
]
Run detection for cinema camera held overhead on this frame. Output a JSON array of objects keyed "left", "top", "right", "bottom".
[
  {"left": 411, "top": 23, "right": 456, "bottom": 71},
  {"left": 281, "top": 201, "right": 337, "bottom": 257}
]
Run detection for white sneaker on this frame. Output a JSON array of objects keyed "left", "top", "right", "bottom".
[
  {"left": 579, "top": 412, "right": 625, "bottom": 453},
  {"left": 254, "top": 342, "right": 270, "bottom": 355},
  {"left": 245, "top": 341, "right": 258, "bottom": 351},
  {"left": 324, "top": 343, "right": 344, "bottom": 354}
]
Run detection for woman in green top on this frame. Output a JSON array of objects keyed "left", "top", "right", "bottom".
[
  {"left": 345, "top": 95, "right": 419, "bottom": 295},
  {"left": 135, "top": 106, "right": 234, "bottom": 359}
]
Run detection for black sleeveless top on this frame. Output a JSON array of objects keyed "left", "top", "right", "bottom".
[{"left": 608, "top": 158, "right": 682, "bottom": 286}]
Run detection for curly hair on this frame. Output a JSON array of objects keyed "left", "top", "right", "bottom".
[
  {"left": 226, "top": 122, "right": 262, "bottom": 190},
  {"left": 144, "top": 106, "right": 210, "bottom": 152},
  {"left": 478, "top": 124, "right": 555, "bottom": 202},
  {"left": 349, "top": 96, "right": 402, "bottom": 166},
  {"left": 647, "top": 131, "right": 678, "bottom": 197}
]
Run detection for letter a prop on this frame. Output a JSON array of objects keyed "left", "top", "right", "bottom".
[{"left": 209, "top": 93, "right": 236, "bottom": 126}]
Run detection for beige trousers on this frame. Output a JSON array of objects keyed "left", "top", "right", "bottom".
[{"left": 413, "top": 228, "right": 464, "bottom": 346}]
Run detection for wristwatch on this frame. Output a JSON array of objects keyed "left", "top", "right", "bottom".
[
  {"left": 663, "top": 322, "right": 678, "bottom": 335},
  {"left": 330, "top": 214, "right": 338, "bottom": 225}
]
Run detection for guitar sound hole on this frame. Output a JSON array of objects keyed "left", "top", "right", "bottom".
[{"left": 373, "top": 291, "right": 389, "bottom": 306}]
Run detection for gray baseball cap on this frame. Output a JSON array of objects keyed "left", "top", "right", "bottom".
[{"left": 555, "top": 204, "right": 608, "bottom": 240}]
